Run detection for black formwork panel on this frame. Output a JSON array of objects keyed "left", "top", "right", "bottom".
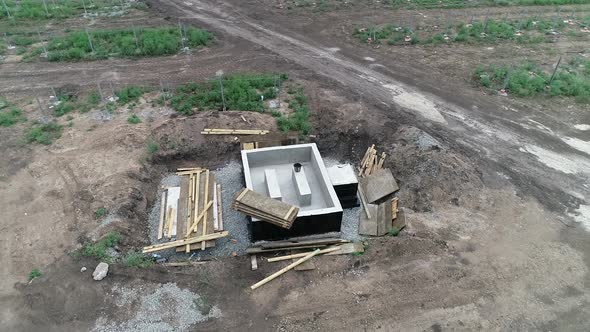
[{"left": 250, "top": 211, "right": 343, "bottom": 242}]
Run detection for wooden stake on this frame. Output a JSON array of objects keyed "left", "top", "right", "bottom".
[
  {"left": 201, "top": 170, "right": 210, "bottom": 251},
  {"left": 142, "top": 231, "right": 229, "bottom": 253},
  {"left": 157, "top": 191, "right": 166, "bottom": 239},
  {"left": 267, "top": 246, "right": 341, "bottom": 262},
  {"left": 250, "top": 249, "right": 321, "bottom": 290},
  {"left": 187, "top": 171, "right": 200, "bottom": 253},
  {"left": 217, "top": 183, "right": 223, "bottom": 231}
]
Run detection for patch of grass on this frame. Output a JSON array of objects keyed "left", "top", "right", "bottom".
[
  {"left": 127, "top": 114, "right": 141, "bottom": 124},
  {"left": 28, "top": 268, "right": 42, "bottom": 281},
  {"left": 388, "top": 227, "right": 400, "bottom": 236},
  {"left": 94, "top": 207, "right": 107, "bottom": 219},
  {"left": 354, "top": 16, "right": 579, "bottom": 46},
  {"left": 79, "top": 232, "right": 121, "bottom": 262},
  {"left": 105, "top": 102, "right": 116, "bottom": 113},
  {"left": 122, "top": 250, "right": 153, "bottom": 268},
  {"left": 0, "top": 104, "right": 26, "bottom": 127},
  {"left": 0, "top": 0, "right": 137, "bottom": 21},
  {"left": 44, "top": 26, "right": 212, "bottom": 62},
  {"left": 25, "top": 122, "right": 62, "bottom": 144},
  {"left": 53, "top": 100, "right": 75, "bottom": 117},
  {"left": 275, "top": 87, "right": 311, "bottom": 135},
  {"left": 170, "top": 73, "right": 287, "bottom": 114},
  {"left": 116, "top": 86, "right": 148, "bottom": 105},
  {"left": 474, "top": 58, "right": 590, "bottom": 102},
  {"left": 147, "top": 141, "right": 159, "bottom": 154}
]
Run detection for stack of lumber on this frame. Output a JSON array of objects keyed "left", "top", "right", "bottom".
[
  {"left": 144, "top": 167, "right": 228, "bottom": 254},
  {"left": 358, "top": 144, "right": 387, "bottom": 177},
  {"left": 232, "top": 188, "right": 298, "bottom": 229},
  {"left": 201, "top": 128, "right": 270, "bottom": 135}
]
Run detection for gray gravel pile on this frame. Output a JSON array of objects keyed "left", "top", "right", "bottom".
[{"left": 93, "top": 283, "right": 221, "bottom": 332}]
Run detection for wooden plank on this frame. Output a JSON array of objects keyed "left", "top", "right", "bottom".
[
  {"left": 260, "top": 238, "right": 348, "bottom": 249},
  {"left": 232, "top": 188, "right": 299, "bottom": 226},
  {"left": 251, "top": 255, "right": 258, "bottom": 271},
  {"left": 246, "top": 244, "right": 330, "bottom": 254},
  {"left": 392, "top": 207, "right": 406, "bottom": 231},
  {"left": 324, "top": 242, "right": 365, "bottom": 256},
  {"left": 357, "top": 186, "right": 372, "bottom": 219},
  {"left": 188, "top": 171, "right": 200, "bottom": 252},
  {"left": 201, "top": 170, "right": 210, "bottom": 251},
  {"left": 177, "top": 167, "right": 203, "bottom": 171},
  {"left": 166, "top": 207, "right": 174, "bottom": 238},
  {"left": 242, "top": 142, "right": 255, "bottom": 150},
  {"left": 391, "top": 197, "right": 398, "bottom": 220},
  {"left": 176, "top": 170, "right": 204, "bottom": 176},
  {"left": 142, "top": 231, "right": 229, "bottom": 253},
  {"left": 267, "top": 246, "right": 342, "bottom": 262},
  {"left": 176, "top": 177, "right": 190, "bottom": 242},
  {"left": 251, "top": 249, "right": 321, "bottom": 290},
  {"left": 377, "top": 197, "right": 393, "bottom": 236},
  {"left": 358, "top": 203, "right": 378, "bottom": 236},
  {"left": 360, "top": 168, "right": 399, "bottom": 204},
  {"left": 157, "top": 190, "right": 167, "bottom": 240},
  {"left": 217, "top": 184, "right": 223, "bottom": 231}
]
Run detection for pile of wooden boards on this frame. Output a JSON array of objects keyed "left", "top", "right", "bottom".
[
  {"left": 358, "top": 144, "right": 387, "bottom": 177},
  {"left": 357, "top": 145, "right": 402, "bottom": 237},
  {"left": 247, "top": 237, "right": 364, "bottom": 290},
  {"left": 232, "top": 188, "right": 299, "bottom": 229},
  {"left": 143, "top": 167, "right": 228, "bottom": 254},
  {"left": 201, "top": 128, "right": 270, "bottom": 135}
]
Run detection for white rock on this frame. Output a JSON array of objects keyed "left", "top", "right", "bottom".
[
  {"left": 80, "top": 267, "right": 87, "bottom": 272},
  {"left": 92, "top": 262, "right": 109, "bottom": 281}
]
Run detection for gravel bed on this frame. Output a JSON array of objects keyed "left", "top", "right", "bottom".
[
  {"left": 145, "top": 159, "right": 363, "bottom": 261},
  {"left": 94, "top": 283, "right": 221, "bottom": 332}
]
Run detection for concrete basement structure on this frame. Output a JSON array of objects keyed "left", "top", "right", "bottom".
[{"left": 241, "top": 143, "right": 343, "bottom": 241}]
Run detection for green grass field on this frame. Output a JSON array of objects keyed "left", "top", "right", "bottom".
[
  {"left": 0, "top": 0, "right": 136, "bottom": 20},
  {"left": 40, "top": 26, "right": 212, "bottom": 61},
  {"left": 474, "top": 57, "right": 590, "bottom": 103},
  {"left": 354, "top": 16, "right": 587, "bottom": 46}
]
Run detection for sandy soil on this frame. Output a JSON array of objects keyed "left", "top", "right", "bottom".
[{"left": 1, "top": 0, "right": 590, "bottom": 331}]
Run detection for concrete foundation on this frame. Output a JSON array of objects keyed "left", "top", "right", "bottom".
[{"left": 241, "top": 143, "right": 343, "bottom": 241}]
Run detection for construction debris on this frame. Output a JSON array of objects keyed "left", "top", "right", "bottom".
[
  {"left": 143, "top": 167, "right": 229, "bottom": 254},
  {"left": 201, "top": 128, "right": 270, "bottom": 135},
  {"left": 359, "top": 168, "right": 399, "bottom": 204},
  {"left": 266, "top": 246, "right": 342, "bottom": 262},
  {"left": 232, "top": 188, "right": 299, "bottom": 229},
  {"left": 251, "top": 255, "right": 258, "bottom": 270},
  {"left": 250, "top": 249, "right": 321, "bottom": 290},
  {"left": 358, "top": 144, "right": 387, "bottom": 177}
]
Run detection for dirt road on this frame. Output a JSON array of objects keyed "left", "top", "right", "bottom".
[{"left": 2, "top": 1, "right": 590, "bottom": 331}]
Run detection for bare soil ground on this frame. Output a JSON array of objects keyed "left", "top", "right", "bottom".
[{"left": 1, "top": 0, "right": 590, "bottom": 331}]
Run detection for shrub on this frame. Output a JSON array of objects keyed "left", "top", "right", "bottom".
[
  {"left": 28, "top": 268, "right": 42, "bottom": 281},
  {"left": 95, "top": 207, "right": 107, "bottom": 218},
  {"left": 0, "top": 107, "right": 26, "bottom": 127},
  {"left": 79, "top": 232, "right": 121, "bottom": 262},
  {"left": 123, "top": 250, "right": 153, "bottom": 268},
  {"left": 127, "top": 114, "right": 141, "bottom": 124},
  {"left": 116, "top": 86, "right": 147, "bottom": 105},
  {"left": 53, "top": 101, "right": 75, "bottom": 116},
  {"left": 25, "top": 122, "right": 63, "bottom": 145}
]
